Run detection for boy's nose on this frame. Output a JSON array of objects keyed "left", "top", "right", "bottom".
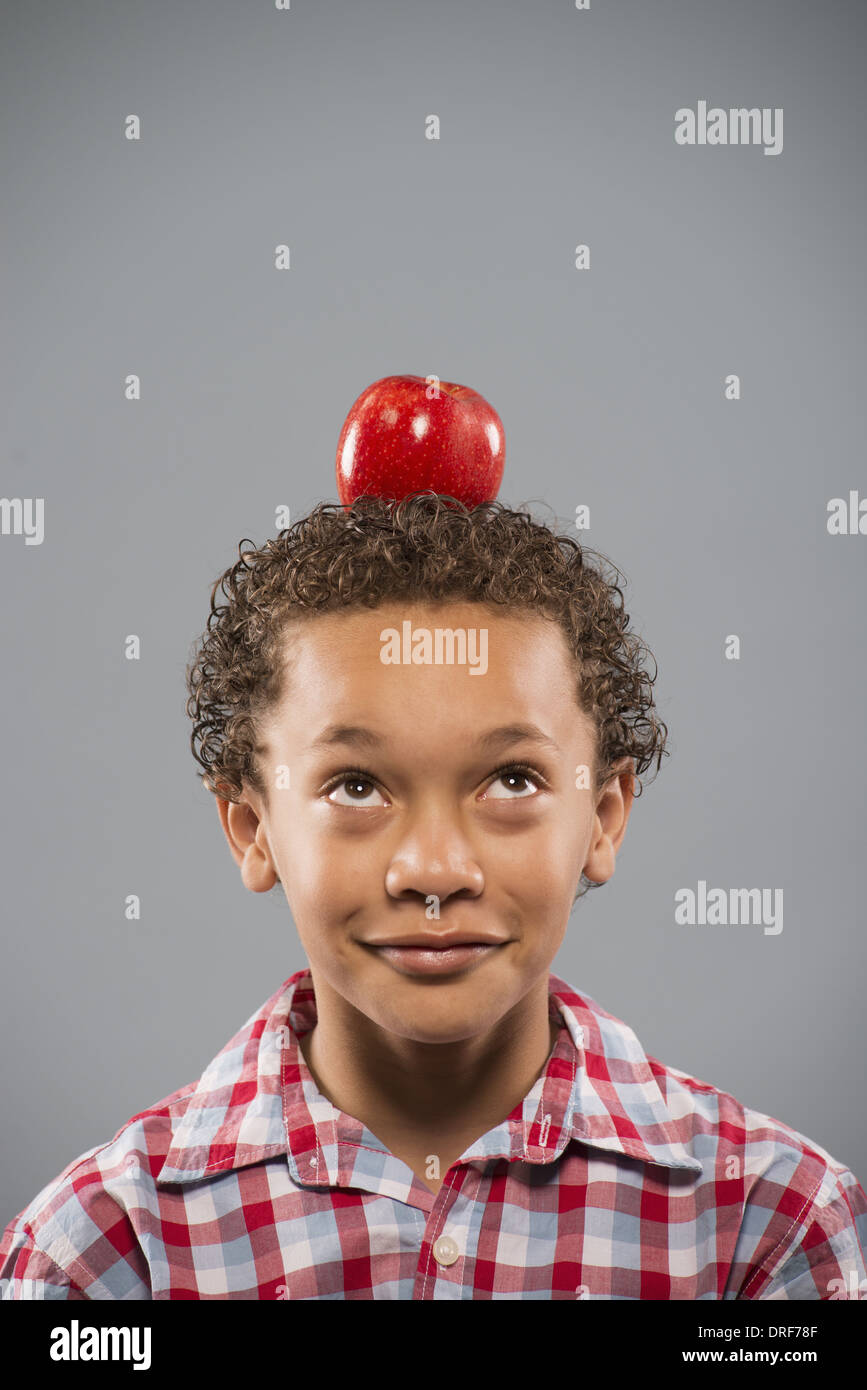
[{"left": 384, "top": 821, "right": 484, "bottom": 904}]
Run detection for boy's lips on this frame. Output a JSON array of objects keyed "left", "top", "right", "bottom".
[
  {"left": 362, "top": 932, "right": 510, "bottom": 948},
  {"left": 362, "top": 939, "right": 508, "bottom": 977}
]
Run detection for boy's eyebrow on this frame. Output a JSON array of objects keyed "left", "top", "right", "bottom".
[{"left": 306, "top": 722, "right": 562, "bottom": 756}]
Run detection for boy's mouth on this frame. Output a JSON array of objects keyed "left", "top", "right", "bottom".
[{"left": 361, "top": 937, "right": 509, "bottom": 977}]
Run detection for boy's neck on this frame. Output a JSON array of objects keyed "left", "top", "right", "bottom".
[{"left": 297, "top": 973, "right": 561, "bottom": 1166}]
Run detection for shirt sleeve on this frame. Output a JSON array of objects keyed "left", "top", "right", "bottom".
[
  {"left": 0, "top": 1224, "right": 89, "bottom": 1300},
  {"left": 748, "top": 1164, "right": 867, "bottom": 1300}
]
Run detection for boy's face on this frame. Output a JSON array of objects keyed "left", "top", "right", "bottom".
[{"left": 218, "top": 601, "right": 633, "bottom": 1046}]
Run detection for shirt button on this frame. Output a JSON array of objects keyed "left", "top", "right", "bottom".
[{"left": 432, "top": 1235, "right": 460, "bottom": 1267}]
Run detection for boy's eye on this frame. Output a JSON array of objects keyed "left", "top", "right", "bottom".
[
  {"left": 326, "top": 775, "right": 387, "bottom": 808},
  {"left": 482, "top": 766, "right": 540, "bottom": 800},
  {"left": 324, "top": 765, "right": 542, "bottom": 807}
]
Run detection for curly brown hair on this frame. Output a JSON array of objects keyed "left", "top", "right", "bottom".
[{"left": 185, "top": 491, "right": 669, "bottom": 898}]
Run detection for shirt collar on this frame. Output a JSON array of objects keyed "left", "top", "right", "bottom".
[{"left": 157, "top": 968, "right": 702, "bottom": 1186}]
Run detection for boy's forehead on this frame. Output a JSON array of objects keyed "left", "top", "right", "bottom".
[
  {"left": 285, "top": 602, "right": 571, "bottom": 674},
  {"left": 268, "top": 603, "right": 587, "bottom": 744}
]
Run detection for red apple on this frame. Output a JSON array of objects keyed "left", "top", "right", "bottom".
[{"left": 336, "top": 375, "right": 505, "bottom": 508}]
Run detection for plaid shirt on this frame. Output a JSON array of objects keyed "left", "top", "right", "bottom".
[{"left": 2, "top": 968, "right": 865, "bottom": 1300}]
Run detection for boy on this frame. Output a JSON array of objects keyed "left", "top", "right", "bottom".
[{"left": 2, "top": 492, "right": 865, "bottom": 1299}]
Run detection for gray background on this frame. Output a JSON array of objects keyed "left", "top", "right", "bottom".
[{"left": 2, "top": 0, "right": 865, "bottom": 1226}]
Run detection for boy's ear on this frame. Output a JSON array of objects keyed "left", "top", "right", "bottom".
[
  {"left": 582, "top": 757, "right": 636, "bottom": 886},
  {"left": 215, "top": 794, "right": 278, "bottom": 893}
]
